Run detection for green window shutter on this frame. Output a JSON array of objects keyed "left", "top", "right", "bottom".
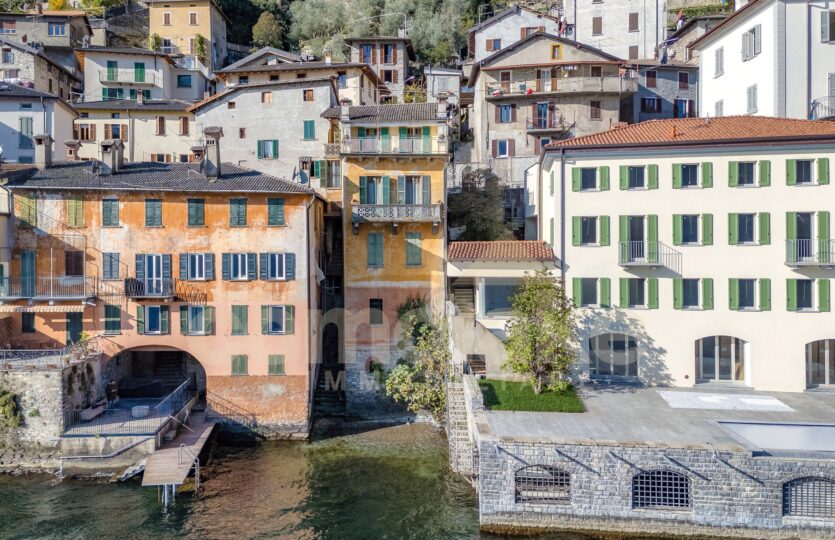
[
  {"left": 786, "top": 211, "right": 797, "bottom": 241},
  {"left": 136, "top": 305, "right": 145, "bottom": 334},
  {"left": 759, "top": 279, "right": 771, "bottom": 311},
  {"left": 180, "top": 305, "right": 188, "bottom": 335},
  {"left": 261, "top": 305, "right": 269, "bottom": 334},
  {"left": 672, "top": 214, "right": 682, "bottom": 246},
  {"left": 619, "top": 165, "right": 628, "bottom": 190},
  {"left": 422, "top": 176, "right": 431, "bottom": 205},
  {"left": 572, "top": 168, "right": 581, "bottom": 191},
  {"left": 160, "top": 305, "right": 169, "bottom": 334},
  {"left": 787, "top": 279, "right": 797, "bottom": 311},
  {"left": 618, "top": 215, "right": 628, "bottom": 243},
  {"left": 728, "top": 213, "right": 738, "bottom": 245},
  {"left": 648, "top": 278, "right": 659, "bottom": 309},
  {"left": 272, "top": 140, "right": 279, "bottom": 158},
  {"left": 619, "top": 278, "right": 628, "bottom": 308},
  {"left": 728, "top": 161, "right": 739, "bottom": 187},
  {"left": 549, "top": 218, "right": 554, "bottom": 246},
  {"left": 67, "top": 196, "right": 83, "bottom": 227},
  {"left": 359, "top": 176, "right": 368, "bottom": 204},
  {"left": 729, "top": 278, "right": 739, "bottom": 310},
  {"left": 422, "top": 126, "right": 430, "bottom": 151},
  {"left": 285, "top": 305, "right": 294, "bottom": 334},
  {"left": 134, "top": 62, "right": 145, "bottom": 82},
  {"left": 701, "top": 162, "right": 713, "bottom": 188},
  {"left": 819, "top": 279, "right": 831, "bottom": 312},
  {"left": 647, "top": 215, "right": 658, "bottom": 263},
  {"left": 358, "top": 127, "right": 366, "bottom": 138},
  {"left": 205, "top": 306, "right": 214, "bottom": 334},
  {"left": 599, "top": 216, "right": 610, "bottom": 246},
  {"left": 599, "top": 166, "right": 610, "bottom": 191},
  {"left": 268, "top": 198, "right": 285, "bottom": 226},
  {"left": 232, "top": 355, "right": 248, "bottom": 376},
  {"left": 406, "top": 232, "right": 421, "bottom": 266},
  {"left": 786, "top": 159, "right": 797, "bottom": 185},
  {"left": 759, "top": 160, "right": 771, "bottom": 186},
  {"left": 381, "top": 175, "right": 391, "bottom": 204},
  {"left": 702, "top": 214, "right": 713, "bottom": 246},
  {"left": 672, "top": 164, "right": 682, "bottom": 189},
  {"left": 257, "top": 141, "right": 264, "bottom": 159},
  {"left": 571, "top": 216, "right": 581, "bottom": 246},
  {"left": 572, "top": 278, "right": 581, "bottom": 307},
  {"left": 232, "top": 305, "right": 248, "bottom": 335},
  {"left": 312, "top": 160, "right": 322, "bottom": 178},
  {"left": 758, "top": 212, "right": 770, "bottom": 245},
  {"left": 818, "top": 157, "right": 830, "bottom": 185},
  {"left": 268, "top": 354, "right": 285, "bottom": 375},
  {"left": 673, "top": 278, "right": 683, "bottom": 309},
  {"left": 702, "top": 278, "right": 714, "bottom": 310},
  {"left": 819, "top": 211, "right": 832, "bottom": 263},
  {"left": 647, "top": 164, "right": 658, "bottom": 189},
  {"left": 599, "top": 278, "right": 610, "bottom": 308},
  {"left": 107, "top": 60, "right": 117, "bottom": 80}
]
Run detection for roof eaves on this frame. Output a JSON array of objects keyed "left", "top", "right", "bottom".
[{"left": 688, "top": 0, "right": 772, "bottom": 50}]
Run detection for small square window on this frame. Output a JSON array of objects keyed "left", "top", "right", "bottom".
[
  {"left": 238, "top": 76, "right": 249, "bottom": 84},
  {"left": 580, "top": 168, "right": 597, "bottom": 190},
  {"left": 369, "top": 299, "right": 383, "bottom": 325},
  {"left": 239, "top": 128, "right": 246, "bottom": 138},
  {"left": 228, "top": 101, "right": 236, "bottom": 109},
  {"left": 303, "top": 89, "right": 314, "bottom": 101},
  {"left": 261, "top": 91, "right": 272, "bottom": 103},
  {"left": 795, "top": 160, "right": 813, "bottom": 184}
]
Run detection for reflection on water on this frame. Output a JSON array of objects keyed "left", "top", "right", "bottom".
[{"left": 0, "top": 424, "right": 590, "bottom": 540}]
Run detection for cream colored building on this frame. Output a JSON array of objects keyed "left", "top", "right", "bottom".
[
  {"left": 540, "top": 116, "right": 835, "bottom": 392},
  {"left": 147, "top": 0, "right": 228, "bottom": 71}
]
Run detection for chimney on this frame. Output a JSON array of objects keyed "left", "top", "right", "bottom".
[
  {"left": 339, "top": 98, "right": 352, "bottom": 122},
  {"left": 202, "top": 126, "right": 223, "bottom": 181},
  {"left": 33, "top": 134, "right": 53, "bottom": 169},
  {"left": 324, "top": 49, "right": 332, "bottom": 65},
  {"left": 136, "top": 91, "right": 145, "bottom": 105},
  {"left": 99, "top": 139, "right": 123, "bottom": 175},
  {"left": 64, "top": 140, "right": 81, "bottom": 161},
  {"left": 671, "top": 124, "right": 677, "bottom": 138},
  {"left": 35, "top": 2, "right": 42, "bottom": 14},
  {"left": 436, "top": 93, "right": 449, "bottom": 120}
]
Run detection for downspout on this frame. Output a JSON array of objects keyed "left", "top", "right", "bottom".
[
  {"left": 559, "top": 148, "right": 566, "bottom": 282},
  {"left": 305, "top": 194, "right": 315, "bottom": 429},
  {"left": 806, "top": 0, "right": 812, "bottom": 118}
]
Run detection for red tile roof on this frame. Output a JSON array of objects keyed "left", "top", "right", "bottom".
[
  {"left": 448, "top": 241, "right": 554, "bottom": 262},
  {"left": 546, "top": 116, "right": 835, "bottom": 150}
]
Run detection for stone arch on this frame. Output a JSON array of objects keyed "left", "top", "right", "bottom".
[
  {"left": 102, "top": 344, "right": 208, "bottom": 401},
  {"left": 631, "top": 469, "right": 691, "bottom": 510},
  {"left": 782, "top": 476, "right": 835, "bottom": 518}
]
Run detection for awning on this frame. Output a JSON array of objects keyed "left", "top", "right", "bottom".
[{"left": 0, "top": 304, "right": 87, "bottom": 313}]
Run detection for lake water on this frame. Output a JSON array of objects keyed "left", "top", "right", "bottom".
[{"left": 0, "top": 423, "right": 591, "bottom": 539}]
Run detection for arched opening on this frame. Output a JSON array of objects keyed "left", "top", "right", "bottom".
[
  {"left": 514, "top": 465, "right": 570, "bottom": 504},
  {"left": 783, "top": 477, "right": 835, "bottom": 518},
  {"left": 806, "top": 339, "right": 835, "bottom": 387},
  {"left": 632, "top": 470, "right": 691, "bottom": 510},
  {"left": 694, "top": 336, "right": 747, "bottom": 383},
  {"left": 588, "top": 333, "right": 638, "bottom": 378},
  {"left": 102, "top": 346, "right": 207, "bottom": 407}
]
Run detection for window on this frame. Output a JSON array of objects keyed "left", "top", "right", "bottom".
[
  {"left": 303, "top": 120, "right": 315, "bottom": 140},
  {"left": 406, "top": 232, "right": 421, "bottom": 266},
  {"left": 155, "top": 116, "right": 165, "bottom": 136},
  {"left": 2, "top": 48, "right": 12, "bottom": 63},
  {"left": 382, "top": 69, "right": 395, "bottom": 84},
  {"left": 47, "top": 22, "right": 66, "bottom": 36},
  {"left": 361, "top": 44, "right": 373, "bottom": 63},
  {"left": 590, "top": 100, "right": 601, "bottom": 120},
  {"left": 746, "top": 84, "right": 758, "bottom": 113},
  {"left": 239, "top": 127, "right": 246, "bottom": 139},
  {"left": 145, "top": 305, "right": 163, "bottom": 334},
  {"left": 257, "top": 140, "right": 278, "bottom": 159},
  {"left": 0, "top": 21, "right": 16, "bottom": 35},
  {"left": 261, "top": 91, "right": 273, "bottom": 104},
  {"left": 369, "top": 299, "right": 383, "bottom": 325},
  {"left": 326, "top": 161, "right": 341, "bottom": 188},
  {"left": 627, "top": 278, "right": 645, "bottom": 308},
  {"left": 737, "top": 162, "right": 756, "bottom": 186},
  {"left": 737, "top": 278, "right": 756, "bottom": 309},
  {"left": 187, "top": 305, "right": 206, "bottom": 335},
  {"left": 163, "top": 12, "right": 172, "bottom": 25},
  {"left": 628, "top": 46, "right": 639, "bottom": 60},
  {"left": 21, "top": 313, "right": 35, "bottom": 333},
  {"left": 5, "top": 68, "right": 18, "bottom": 78},
  {"left": 589, "top": 333, "right": 638, "bottom": 377},
  {"left": 496, "top": 140, "right": 509, "bottom": 157},
  {"left": 737, "top": 213, "right": 755, "bottom": 243},
  {"left": 742, "top": 25, "right": 761, "bottom": 61},
  {"left": 187, "top": 253, "right": 206, "bottom": 280},
  {"left": 640, "top": 97, "right": 661, "bottom": 113},
  {"left": 590, "top": 66, "right": 602, "bottom": 77},
  {"left": 807, "top": 339, "right": 835, "bottom": 386},
  {"left": 794, "top": 160, "right": 813, "bottom": 184},
  {"left": 230, "top": 253, "right": 248, "bottom": 280},
  {"left": 177, "top": 75, "right": 192, "bottom": 88},
  {"left": 144, "top": 199, "right": 162, "bottom": 227},
  {"left": 551, "top": 44, "right": 562, "bottom": 60},
  {"left": 268, "top": 354, "right": 285, "bottom": 375},
  {"left": 632, "top": 471, "right": 691, "bottom": 510},
  {"left": 715, "top": 99, "right": 724, "bottom": 117},
  {"left": 229, "top": 198, "right": 247, "bottom": 226},
  {"left": 678, "top": 72, "right": 689, "bottom": 90},
  {"left": 228, "top": 101, "right": 236, "bottom": 109},
  {"left": 189, "top": 11, "right": 198, "bottom": 25},
  {"left": 103, "top": 253, "right": 120, "bottom": 280},
  {"left": 714, "top": 47, "right": 724, "bottom": 77},
  {"left": 104, "top": 305, "right": 121, "bottom": 334},
  {"left": 486, "top": 38, "right": 501, "bottom": 51},
  {"left": 498, "top": 104, "right": 514, "bottom": 123},
  {"left": 628, "top": 13, "right": 639, "bottom": 32},
  {"left": 682, "top": 279, "right": 700, "bottom": 309},
  {"left": 592, "top": 16, "right": 602, "bottom": 35},
  {"left": 580, "top": 168, "right": 597, "bottom": 190},
  {"left": 485, "top": 280, "right": 518, "bottom": 316},
  {"left": 18, "top": 116, "right": 32, "bottom": 148},
  {"left": 695, "top": 336, "right": 746, "bottom": 382},
  {"left": 265, "top": 253, "right": 285, "bottom": 280},
  {"left": 673, "top": 99, "right": 696, "bottom": 118},
  {"left": 267, "top": 198, "right": 285, "bottom": 226},
  {"left": 681, "top": 215, "right": 699, "bottom": 244},
  {"left": 231, "top": 355, "right": 248, "bottom": 376},
  {"left": 303, "top": 89, "right": 314, "bottom": 101},
  {"left": 797, "top": 279, "right": 814, "bottom": 310},
  {"left": 232, "top": 305, "right": 248, "bottom": 335},
  {"left": 178, "top": 116, "right": 189, "bottom": 136},
  {"left": 367, "top": 233, "right": 383, "bottom": 267},
  {"left": 337, "top": 71, "right": 346, "bottom": 88},
  {"left": 627, "top": 166, "right": 644, "bottom": 189},
  {"left": 824, "top": 11, "right": 835, "bottom": 42},
  {"left": 102, "top": 199, "right": 119, "bottom": 226},
  {"left": 238, "top": 75, "right": 249, "bottom": 84},
  {"left": 580, "top": 217, "right": 597, "bottom": 244},
  {"left": 783, "top": 477, "right": 835, "bottom": 518},
  {"left": 681, "top": 164, "right": 698, "bottom": 187},
  {"left": 580, "top": 278, "right": 598, "bottom": 307},
  {"left": 515, "top": 466, "right": 570, "bottom": 504}
]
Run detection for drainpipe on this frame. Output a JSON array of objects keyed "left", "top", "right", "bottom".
[
  {"left": 559, "top": 148, "right": 566, "bottom": 282},
  {"left": 305, "top": 194, "right": 315, "bottom": 425},
  {"left": 806, "top": 0, "right": 812, "bottom": 118}
]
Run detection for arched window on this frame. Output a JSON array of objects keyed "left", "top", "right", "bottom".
[
  {"left": 514, "top": 465, "right": 570, "bottom": 504},
  {"left": 806, "top": 340, "right": 835, "bottom": 387},
  {"left": 588, "top": 333, "right": 638, "bottom": 377},
  {"left": 632, "top": 470, "right": 691, "bottom": 510},
  {"left": 694, "top": 336, "right": 746, "bottom": 382},
  {"left": 783, "top": 477, "right": 835, "bottom": 518}
]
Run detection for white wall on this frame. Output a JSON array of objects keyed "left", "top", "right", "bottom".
[
  {"left": 0, "top": 99, "right": 73, "bottom": 163},
  {"left": 564, "top": 0, "right": 667, "bottom": 59},
  {"left": 472, "top": 10, "right": 562, "bottom": 63}
]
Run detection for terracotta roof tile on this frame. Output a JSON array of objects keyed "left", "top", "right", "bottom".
[
  {"left": 448, "top": 241, "right": 554, "bottom": 262},
  {"left": 547, "top": 116, "right": 835, "bottom": 149}
]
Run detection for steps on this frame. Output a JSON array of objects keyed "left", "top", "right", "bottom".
[
  {"left": 447, "top": 382, "right": 475, "bottom": 476},
  {"left": 314, "top": 364, "right": 346, "bottom": 416},
  {"left": 453, "top": 287, "right": 475, "bottom": 315},
  {"left": 154, "top": 352, "right": 186, "bottom": 393}
]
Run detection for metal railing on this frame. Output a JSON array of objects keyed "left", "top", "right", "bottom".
[
  {"left": 343, "top": 137, "right": 447, "bottom": 155},
  {"left": 352, "top": 203, "right": 443, "bottom": 223},
  {"left": 124, "top": 277, "right": 176, "bottom": 298},
  {"left": 324, "top": 143, "right": 341, "bottom": 157},
  {"left": 0, "top": 276, "right": 97, "bottom": 300},
  {"left": 810, "top": 96, "right": 835, "bottom": 120},
  {"left": 487, "top": 76, "right": 637, "bottom": 97},
  {"left": 98, "top": 69, "right": 156, "bottom": 85},
  {"left": 786, "top": 239, "right": 835, "bottom": 265},
  {"left": 526, "top": 115, "right": 567, "bottom": 130},
  {"left": 0, "top": 337, "right": 101, "bottom": 370},
  {"left": 618, "top": 241, "right": 681, "bottom": 269}
]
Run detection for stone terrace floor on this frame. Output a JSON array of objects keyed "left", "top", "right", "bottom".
[{"left": 485, "top": 384, "right": 835, "bottom": 453}]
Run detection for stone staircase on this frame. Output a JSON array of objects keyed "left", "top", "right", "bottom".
[
  {"left": 446, "top": 381, "right": 474, "bottom": 476},
  {"left": 452, "top": 285, "right": 475, "bottom": 315},
  {"left": 314, "top": 364, "right": 346, "bottom": 417}
]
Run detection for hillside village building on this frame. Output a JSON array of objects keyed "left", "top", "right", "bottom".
[
  {"left": 147, "top": 0, "right": 228, "bottom": 72},
  {"left": 344, "top": 37, "right": 412, "bottom": 102},
  {"left": 0, "top": 85, "right": 75, "bottom": 164},
  {"left": 0, "top": 9, "right": 91, "bottom": 75},
  {"left": 466, "top": 4, "right": 563, "bottom": 65},
  {"left": 0, "top": 36, "right": 80, "bottom": 99},
  {"left": 629, "top": 60, "right": 699, "bottom": 122},
  {"left": 662, "top": 14, "right": 727, "bottom": 64},
  {"left": 562, "top": 0, "right": 667, "bottom": 60}
]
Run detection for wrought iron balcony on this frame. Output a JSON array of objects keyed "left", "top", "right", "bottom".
[
  {"left": 785, "top": 239, "right": 835, "bottom": 266},
  {"left": 810, "top": 97, "right": 835, "bottom": 120},
  {"left": 99, "top": 69, "right": 156, "bottom": 85},
  {"left": 324, "top": 143, "right": 341, "bottom": 157},
  {"left": 0, "top": 276, "right": 97, "bottom": 301},
  {"left": 526, "top": 115, "right": 568, "bottom": 132},
  {"left": 352, "top": 203, "right": 443, "bottom": 223},
  {"left": 618, "top": 241, "right": 681, "bottom": 270},
  {"left": 124, "top": 277, "right": 176, "bottom": 298},
  {"left": 342, "top": 137, "right": 448, "bottom": 155},
  {"left": 487, "top": 76, "right": 637, "bottom": 98}
]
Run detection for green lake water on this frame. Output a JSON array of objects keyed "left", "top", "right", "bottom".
[{"left": 0, "top": 424, "right": 592, "bottom": 540}]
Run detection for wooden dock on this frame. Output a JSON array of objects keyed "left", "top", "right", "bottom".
[{"left": 142, "top": 415, "right": 216, "bottom": 487}]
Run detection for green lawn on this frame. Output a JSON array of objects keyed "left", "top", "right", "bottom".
[{"left": 478, "top": 379, "right": 585, "bottom": 413}]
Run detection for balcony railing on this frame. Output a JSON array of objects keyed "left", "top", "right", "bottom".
[
  {"left": 0, "top": 337, "right": 103, "bottom": 371},
  {"left": 487, "top": 76, "right": 637, "bottom": 97},
  {"left": 99, "top": 69, "right": 156, "bottom": 85},
  {"left": 324, "top": 143, "right": 341, "bottom": 157},
  {"left": 810, "top": 96, "right": 835, "bottom": 120},
  {"left": 619, "top": 241, "right": 681, "bottom": 270},
  {"left": 526, "top": 115, "right": 568, "bottom": 131},
  {"left": 352, "top": 204, "right": 443, "bottom": 223},
  {"left": 0, "top": 276, "right": 97, "bottom": 300},
  {"left": 343, "top": 137, "right": 448, "bottom": 155},
  {"left": 786, "top": 239, "right": 835, "bottom": 266},
  {"left": 124, "top": 277, "right": 176, "bottom": 298}
]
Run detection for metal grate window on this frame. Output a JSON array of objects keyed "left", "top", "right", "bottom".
[
  {"left": 632, "top": 470, "right": 691, "bottom": 510},
  {"left": 783, "top": 477, "right": 835, "bottom": 518},
  {"left": 514, "top": 466, "right": 570, "bottom": 504}
]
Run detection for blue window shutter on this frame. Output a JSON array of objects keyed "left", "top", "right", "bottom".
[
  {"left": 397, "top": 176, "right": 406, "bottom": 204},
  {"left": 422, "top": 175, "right": 431, "bottom": 205},
  {"left": 162, "top": 254, "right": 172, "bottom": 279},
  {"left": 312, "top": 160, "right": 321, "bottom": 178},
  {"left": 259, "top": 253, "right": 268, "bottom": 280},
  {"left": 179, "top": 253, "right": 187, "bottom": 279},
  {"left": 135, "top": 254, "right": 145, "bottom": 281},
  {"left": 205, "top": 253, "right": 214, "bottom": 280},
  {"left": 247, "top": 253, "right": 256, "bottom": 280},
  {"left": 286, "top": 253, "right": 295, "bottom": 280},
  {"left": 382, "top": 176, "right": 390, "bottom": 204},
  {"left": 359, "top": 176, "right": 367, "bottom": 204},
  {"left": 221, "top": 253, "right": 230, "bottom": 280}
]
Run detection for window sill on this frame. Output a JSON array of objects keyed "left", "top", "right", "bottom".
[
  {"left": 267, "top": 332, "right": 287, "bottom": 335},
  {"left": 145, "top": 225, "right": 164, "bottom": 228},
  {"left": 188, "top": 224, "right": 206, "bottom": 228},
  {"left": 681, "top": 307, "right": 703, "bottom": 311},
  {"left": 231, "top": 373, "right": 248, "bottom": 377},
  {"left": 104, "top": 331, "right": 122, "bottom": 336},
  {"left": 791, "top": 182, "right": 819, "bottom": 187},
  {"left": 578, "top": 188, "right": 601, "bottom": 193},
  {"left": 795, "top": 308, "right": 819, "bottom": 313},
  {"left": 268, "top": 373, "right": 286, "bottom": 377},
  {"left": 267, "top": 223, "right": 287, "bottom": 227},
  {"left": 102, "top": 278, "right": 121, "bottom": 282},
  {"left": 231, "top": 333, "right": 248, "bottom": 336}
]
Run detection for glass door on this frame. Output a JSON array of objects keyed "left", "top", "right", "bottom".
[
  {"left": 536, "top": 103, "right": 548, "bottom": 129},
  {"left": 145, "top": 254, "right": 162, "bottom": 295},
  {"left": 21, "top": 250, "right": 35, "bottom": 297},
  {"left": 628, "top": 216, "right": 645, "bottom": 261},
  {"left": 66, "top": 312, "right": 82, "bottom": 344}
]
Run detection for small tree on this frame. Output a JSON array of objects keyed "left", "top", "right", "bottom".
[
  {"left": 149, "top": 33, "right": 162, "bottom": 52},
  {"left": 252, "top": 11, "right": 284, "bottom": 49},
  {"left": 447, "top": 168, "right": 513, "bottom": 241},
  {"left": 194, "top": 34, "right": 208, "bottom": 64},
  {"left": 48, "top": 0, "right": 72, "bottom": 10},
  {"left": 504, "top": 269, "right": 577, "bottom": 394}
]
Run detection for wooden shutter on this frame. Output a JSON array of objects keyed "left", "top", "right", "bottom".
[
  {"left": 392, "top": 44, "right": 397, "bottom": 63},
  {"left": 571, "top": 216, "right": 581, "bottom": 246},
  {"left": 819, "top": 279, "right": 831, "bottom": 312},
  {"left": 701, "top": 162, "right": 713, "bottom": 188},
  {"left": 285, "top": 305, "right": 295, "bottom": 334},
  {"left": 619, "top": 278, "right": 628, "bottom": 308},
  {"left": 571, "top": 278, "right": 580, "bottom": 308},
  {"left": 221, "top": 253, "right": 231, "bottom": 280},
  {"left": 759, "top": 160, "right": 771, "bottom": 186},
  {"left": 673, "top": 278, "right": 683, "bottom": 309},
  {"left": 599, "top": 166, "right": 609, "bottom": 190},
  {"left": 104, "top": 124, "right": 112, "bottom": 140},
  {"left": 647, "top": 165, "right": 658, "bottom": 189},
  {"left": 786, "top": 159, "right": 797, "bottom": 185},
  {"left": 205, "top": 253, "right": 214, "bottom": 280},
  {"left": 729, "top": 278, "right": 739, "bottom": 310},
  {"left": 247, "top": 253, "right": 256, "bottom": 280},
  {"left": 160, "top": 305, "right": 169, "bottom": 334},
  {"left": 759, "top": 279, "right": 771, "bottom": 311},
  {"left": 818, "top": 158, "right": 830, "bottom": 184},
  {"left": 180, "top": 305, "right": 188, "bottom": 334},
  {"left": 179, "top": 253, "right": 188, "bottom": 279},
  {"left": 136, "top": 305, "right": 145, "bottom": 334},
  {"left": 728, "top": 213, "right": 738, "bottom": 245},
  {"left": 67, "top": 196, "right": 83, "bottom": 228},
  {"left": 599, "top": 278, "right": 610, "bottom": 308},
  {"left": 491, "top": 140, "right": 497, "bottom": 158},
  {"left": 507, "top": 139, "right": 515, "bottom": 157},
  {"left": 285, "top": 253, "right": 295, "bottom": 280},
  {"left": 758, "top": 212, "right": 771, "bottom": 245},
  {"left": 510, "top": 104, "right": 516, "bottom": 122},
  {"left": 599, "top": 216, "right": 610, "bottom": 246},
  {"left": 728, "top": 162, "right": 739, "bottom": 186},
  {"left": 205, "top": 306, "right": 214, "bottom": 334},
  {"left": 787, "top": 279, "right": 797, "bottom": 311},
  {"left": 672, "top": 215, "right": 682, "bottom": 246},
  {"left": 702, "top": 278, "right": 714, "bottom": 310},
  {"left": 619, "top": 165, "right": 628, "bottom": 190},
  {"left": 572, "top": 168, "right": 581, "bottom": 191},
  {"left": 702, "top": 214, "right": 713, "bottom": 245},
  {"left": 135, "top": 253, "right": 145, "bottom": 281},
  {"left": 269, "top": 354, "right": 285, "bottom": 375}
]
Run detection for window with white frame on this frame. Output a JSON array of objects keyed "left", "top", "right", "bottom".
[
  {"left": 267, "top": 253, "right": 285, "bottom": 280},
  {"left": 188, "top": 253, "right": 205, "bottom": 280},
  {"left": 715, "top": 99, "right": 724, "bottom": 117},
  {"left": 188, "top": 305, "right": 205, "bottom": 334},
  {"left": 797, "top": 279, "right": 814, "bottom": 310},
  {"left": 496, "top": 140, "right": 509, "bottom": 157},
  {"left": 823, "top": 11, "right": 835, "bottom": 42},
  {"left": 589, "top": 333, "right": 639, "bottom": 377},
  {"left": 737, "top": 213, "right": 756, "bottom": 243},
  {"left": 737, "top": 162, "right": 756, "bottom": 186},
  {"left": 738, "top": 278, "right": 756, "bottom": 309},
  {"left": 681, "top": 164, "right": 699, "bottom": 187},
  {"left": 795, "top": 160, "right": 813, "bottom": 184},
  {"left": 268, "top": 305, "right": 286, "bottom": 334},
  {"left": 627, "top": 166, "right": 645, "bottom": 189},
  {"left": 146, "top": 305, "right": 162, "bottom": 334},
  {"left": 580, "top": 278, "right": 598, "bottom": 307},
  {"left": 580, "top": 168, "right": 597, "bottom": 190},
  {"left": 695, "top": 336, "right": 746, "bottom": 382},
  {"left": 742, "top": 25, "right": 761, "bottom": 61},
  {"left": 230, "top": 253, "right": 248, "bottom": 280},
  {"left": 627, "top": 278, "right": 645, "bottom": 308}
]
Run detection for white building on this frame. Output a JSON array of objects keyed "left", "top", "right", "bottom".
[
  {"left": 539, "top": 116, "right": 835, "bottom": 392},
  {"left": 0, "top": 84, "right": 75, "bottom": 163},
  {"left": 562, "top": 0, "right": 667, "bottom": 60},
  {"left": 466, "top": 4, "right": 564, "bottom": 64},
  {"left": 425, "top": 67, "right": 462, "bottom": 106},
  {"left": 691, "top": 0, "right": 835, "bottom": 119}
]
